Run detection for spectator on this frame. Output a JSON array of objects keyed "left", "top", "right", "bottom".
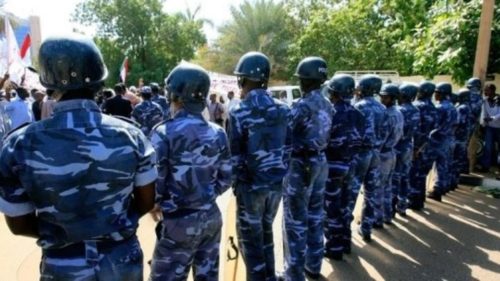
[
  {"left": 103, "top": 83, "right": 133, "bottom": 118},
  {"left": 32, "top": 90, "right": 45, "bottom": 121},
  {"left": 477, "top": 84, "right": 500, "bottom": 172},
  {"left": 208, "top": 93, "right": 225, "bottom": 127},
  {"left": 5, "top": 87, "right": 33, "bottom": 131}
]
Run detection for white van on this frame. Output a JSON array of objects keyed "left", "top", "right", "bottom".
[{"left": 268, "top": 85, "right": 302, "bottom": 105}]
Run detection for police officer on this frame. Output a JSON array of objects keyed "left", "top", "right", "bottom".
[
  {"left": 375, "top": 84, "right": 404, "bottom": 226},
  {"left": 393, "top": 83, "right": 420, "bottom": 216},
  {"left": 132, "top": 86, "right": 164, "bottom": 136},
  {"left": 151, "top": 82, "right": 170, "bottom": 119},
  {"left": 351, "top": 74, "right": 387, "bottom": 242},
  {"left": 149, "top": 62, "right": 232, "bottom": 281},
  {"left": 450, "top": 89, "right": 473, "bottom": 190},
  {"left": 408, "top": 81, "right": 438, "bottom": 210},
  {"left": 0, "top": 36, "right": 157, "bottom": 280},
  {"left": 228, "top": 52, "right": 292, "bottom": 281},
  {"left": 427, "top": 82, "right": 458, "bottom": 201},
  {"left": 283, "top": 57, "right": 332, "bottom": 281},
  {"left": 323, "top": 74, "right": 365, "bottom": 261},
  {"left": 466, "top": 77, "right": 483, "bottom": 136}
]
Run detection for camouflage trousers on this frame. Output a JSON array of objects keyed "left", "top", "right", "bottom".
[
  {"left": 409, "top": 145, "right": 437, "bottom": 207},
  {"left": 450, "top": 141, "right": 469, "bottom": 188},
  {"left": 283, "top": 155, "right": 328, "bottom": 281},
  {"left": 375, "top": 151, "right": 396, "bottom": 224},
  {"left": 392, "top": 143, "right": 413, "bottom": 213},
  {"left": 324, "top": 160, "right": 351, "bottom": 257},
  {"left": 235, "top": 186, "right": 282, "bottom": 281},
  {"left": 347, "top": 149, "right": 380, "bottom": 236},
  {"left": 40, "top": 235, "right": 143, "bottom": 281},
  {"left": 432, "top": 139, "right": 453, "bottom": 194},
  {"left": 150, "top": 205, "right": 222, "bottom": 281}
]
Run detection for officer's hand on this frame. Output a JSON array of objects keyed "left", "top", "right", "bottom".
[
  {"left": 484, "top": 117, "right": 493, "bottom": 123},
  {"left": 149, "top": 205, "right": 162, "bottom": 222}
]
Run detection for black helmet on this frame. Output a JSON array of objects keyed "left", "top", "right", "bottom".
[
  {"left": 358, "top": 74, "right": 382, "bottom": 97},
  {"left": 418, "top": 81, "right": 436, "bottom": 98},
  {"left": 140, "top": 86, "right": 152, "bottom": 99},
  {"left": 326, "top": 74, "right": 355, "bottom": 100},
  {"left": 399, "top": 83, "right": 418, "bottom": 100},
  {"left": 165, "top": 62, "right": 210, "bottom": 113},
  {"left": 435, "top": 82, "right": 453, "bottom": 97},
  {"left": 457, "top": 88, "right": 471, "bottom": 103},
  {"left": 379, "top": 83, "right": 399, "bottom": 98},
  {"left": 294, "top": 56, "right": 328, "bottom": 82},
  {"left": 150, "top": 82, "right": 160, "bottom": 93},
  {"left": 38, "top": 36, "right": 108, "bottom": 90},
  {"left": 234, "top": 51, "right": 270, "bottom": 82},
  {"left": 466, "top": 77, "right": 481, "bottom": 91}
]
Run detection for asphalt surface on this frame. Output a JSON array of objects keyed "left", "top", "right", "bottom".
[{"left": 1, "top": 184, "right": 499, "bottom": 281}]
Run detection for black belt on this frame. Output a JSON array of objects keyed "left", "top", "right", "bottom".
[
  {"left": 291, "top": 149, "right": 324, "bottom": 159},
  {"left": 43, "top": 235, "right": 135, "bottom": 258}
]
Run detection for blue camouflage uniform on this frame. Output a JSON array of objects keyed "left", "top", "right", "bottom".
[
  {"left": 451, "top": 101, "right": 473, "bottom": 189},
  {"left": 324, "top": 100, "right": 364, "bottom": 258},
  {"left": 284, "top": 89, "right": 332, "bottom": 280},
  {"left": 409, "top": 98, "right": 438, "bottom": 208},
  {"left": 132, "top": 100, "right": 164, "bottom": 136},
  {"left": 150, "top": 108, "right": 232, "bottom": 281},
  {"left": 352, "top": 96, "right": 387, "bottom": 237},
  {"left": 376, "top": 105, "right": 403, "bottom": 225},
  {"left": 468, "top": 90, "right": 483, "bottom": 137},
  {"left": 152, "top": 94, "right": 170, "bottom": 120},
  {"left": 0, "top": 99, "right": 158, "bottom": 281},
  {"left": 430, "top": 98, "right": 458, "bottom": 195},
  {"left": 229, "top": 88, "right": 292, "bottom": 281},
  {"left": 393, "top": 102, "right": 420, "bottom": 214}
]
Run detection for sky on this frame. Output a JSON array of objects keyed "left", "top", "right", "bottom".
[{"left": 3, "top": 0, "right": 244, "bottom": 41}]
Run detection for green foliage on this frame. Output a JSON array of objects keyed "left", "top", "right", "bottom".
[
  {"left": 194, "top": 0, "right": 297, "bottom": 81},
  {"left": 408, "top": 0, "right": 500, "bottom": 83},
  {"left": 72, "top": 0, "right": 206, "bottom": 86}
]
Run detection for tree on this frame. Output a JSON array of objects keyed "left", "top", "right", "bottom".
[
  {"left": 407, "top": 0, "right": 500, "bottom": 83},
  {"left": 72, "top": 0, "right": 206, "bottom": 86},
  {"left": 194, "top": 0, "right": 297, "bottom": 81}
]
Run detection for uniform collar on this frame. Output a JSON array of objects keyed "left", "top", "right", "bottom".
[
  {"left": 245, "top": 88, "right": 269, "bottom": 100},
  {"left": 302, "top": 89, "right": 321, "bottom": 98},
  {"left": 174, "top": 108, "right": 204, "bottom": 119},
  {"left": 53, "top": 99, "right": 100, "bottom": 114}
]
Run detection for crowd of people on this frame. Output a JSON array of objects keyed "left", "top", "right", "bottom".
[{"left": 0, "top": 35, "right": 498, "bottom": 281}]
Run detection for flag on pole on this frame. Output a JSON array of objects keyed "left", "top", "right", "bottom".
[
  {"left": 119, "top": 57, "right": 128, "bottom": 83},
  {"left": 4, "top": 17, "right": 24, "bottom": 84},
  {"left": 19, "top": 34, "right": 31, "bottom": 66}
]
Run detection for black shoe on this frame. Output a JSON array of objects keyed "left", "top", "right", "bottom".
[
  {"left": 343, "top": 243, "right": 351, "bottom": 254},
  {"left": 373, "top": 222, "right": 384, "bottom": 229},
  {"left": 397, "top": 210, "right": 407, "bottom": 217},
  {"left": 304, "top": 268, "right": 321, "bottom": 280},
  {"left": 383, "top": 220, "right": 393, "bottom": 225},
  {"left": 450, "top": 184, "right": 458, "bottom": 191},
  {"left": 324, "top": 250, "right": 343, "bottom": 261},
  {"left": 358, "top": 228, "right": 371, "bottom": 243},
  {"left": 275, "top": 271, "right": 285, "bottom": 281},
  {"left": 427, "top": 191, "right": 442, "bottom": 202}
]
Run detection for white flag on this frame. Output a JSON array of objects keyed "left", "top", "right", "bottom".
[{"left": 4, "top": 17, "right": 25, "bottom": 85}]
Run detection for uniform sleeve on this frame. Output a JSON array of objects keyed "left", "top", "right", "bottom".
[
  {"left": 150, "top": 129, "right": 168, "bottom": 203},
  {"left": 215, "top": 130, "right": 232, "bottom": 195},
  {"left": 134, "top": 130, "right": 158, "bottom": 187},
  {"left": 228, "top": 110, "right": 247, "bottom": 183},
  {"left": 0, "top": 137, "right": 35, "bottom": 217},
  {"left": 284, "top": 107, "right": 293, "bottom": 167}
]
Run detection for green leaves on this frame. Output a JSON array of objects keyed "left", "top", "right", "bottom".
[{"left": 72, "top": 0, "right": 205, "bottom": 86}]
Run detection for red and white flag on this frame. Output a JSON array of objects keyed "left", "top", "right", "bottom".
[
  {"left": 119, "top": 57, "right": 128, "bottom": 83},
  {"left": 4, "top": 17, "right": 24, "bottom": 84},
  {"left": 19, "top": 33, "right": 31, "bottom": 66}
]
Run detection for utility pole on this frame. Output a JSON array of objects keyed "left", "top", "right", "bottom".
[{"left": 473, "top": 0, "right": 495, "bottom": 82}]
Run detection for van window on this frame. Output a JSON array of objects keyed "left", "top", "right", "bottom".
[
  {"left": 292, "top": 89, "right": 302, "bottom": 99},
  {"left": 270, "top": 91, "right": 280, "bottom": 99}
]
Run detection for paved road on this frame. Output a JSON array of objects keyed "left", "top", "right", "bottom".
[{"left": 1, "top": 185, "right": 499, "bottom": 281}]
